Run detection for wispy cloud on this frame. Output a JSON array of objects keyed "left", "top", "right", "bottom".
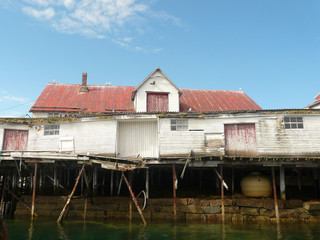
[
  {"left": 15, "top": 0, "right": 181, "bottom": 51},
  {"left": 1, "top": 95, "right": 31, "bottom": 103}
]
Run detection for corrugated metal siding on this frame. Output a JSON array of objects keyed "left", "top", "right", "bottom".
[
  {"left": 224, "top": 123, "right": 257, "bottom": 157},
  {"left": 2, "top": 129, "right": 28, "bottom": 151},
  {"left": 30, "top": 83, "right": 261, "bottom": 113},
  {"left": 147, "top": 93, "right": 168, "bottom": 112},
  {"left": 117, "top": 121, "right": 158, "bottom": 158}
]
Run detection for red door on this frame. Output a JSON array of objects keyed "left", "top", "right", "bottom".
[
  {"left": 2, "top": 129, "right": 28, "bottom": 151},
  {"left": 224, "top": 123, "right": 257, "bottom": 157},
  {"left": 147, "top": 93, "right": 168, "bottom": 112}
]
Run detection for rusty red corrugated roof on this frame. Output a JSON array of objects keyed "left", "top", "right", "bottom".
[
  {"left": 315, "top": 93, "right": 320, "bottom": 100},
  {"left": 30, "top": 83, "right": 261, "bottom": 113}
]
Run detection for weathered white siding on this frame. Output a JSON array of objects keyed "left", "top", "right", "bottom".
[
  {"left": 135, "top": 71, "right": 180, "bottom": 112},
  {"left": 28, "top": 119, "right": 117, "bottom": 155}
]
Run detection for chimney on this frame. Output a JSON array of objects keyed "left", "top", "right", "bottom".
[{"left": 79, "top": 72, "right": 89, "bottom": 92}]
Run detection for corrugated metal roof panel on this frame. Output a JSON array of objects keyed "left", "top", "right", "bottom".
[
  {"left": 315, "top": 93, "right": 320, "bottom": 100},
  {"left": 30, "top": 83, "right": 261, "bottom": 113},
  {"left": 179, "top": 89, "right": 262, "bottom": 112}
]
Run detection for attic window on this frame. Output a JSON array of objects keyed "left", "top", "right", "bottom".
[
  {"left": 44, "top": 125, "right": 60, "bottom": 135},
  {"left": 48, "top": 112, "right": 60, "bottom": 118},
  {"left": 171, "top": 119, "right": 188, "bottom": 131},
  {"left": 284, "top": 116, "right": 303, "bottom": 129}
]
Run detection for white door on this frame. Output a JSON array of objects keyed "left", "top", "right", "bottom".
[{"left": 117, "top": 121, "right": 158, "bottom": 158}]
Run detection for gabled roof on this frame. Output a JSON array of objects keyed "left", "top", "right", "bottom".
[
  {"left": 30, "top": 83, "right": 135, "bottom": 113},
  {"left": 30, "top": 83, "right": 261, "bottom": 113},
  {"left": 131, "top": 67, "right": 181, "bottom": 100},
  {"left": 306, "top": 99, "right": 320, "bottom": 109}
]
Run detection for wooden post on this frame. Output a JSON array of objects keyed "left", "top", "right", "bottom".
[
  {"left": 57, "top": 165, "right": 85, "bottom": 223},
  {"left": 297, "top": 169, "right": 302, "bottom": 192},
  {"left": 220, "top": 165, "right": 225, "bottom": 224},
  {"left": 173, "top": 164, "right": 177, "bottom": 222},
  {"left": 84, "top": 197, "right": 87, "bottom": 220},
  {"left": 232, "top": 167, "right": 235, "bottom": 197},
  {"left": 54, "top": 166, "right": 57, "bottom": 195},
  {"left": 31, "top": 163, "right": 38, "bottom": 220},
  {"left": 272, "top": 167, "right": 280, "bottom": 224},
  {"left": 83, "top": 169, "right": 93, "bottom": 205},
  {"left": 93, "top": 166, "right": 98, "bottom": 196},
  {"left": 110, "top": 171, "right": 114, "bottom": 196},
  {"left": 129, "top": 172, "right": 133, "bottom": 221},
  {"left": 280, "top": 166, "right": 286, "bottom": 200},
  {"left": 0, "top": 175, "right": 7, "bottom": 214},
  {"left": 122, "top": 172, "right": 147, "bottom": 225},
  {"left": 102, "top": 173, "right": 106, "bottom": 196},
  {"left": 145, "top": 169, "right": 149, "bottom": 199},
  {"left": 4, "top": 184, "right": 37, "bottom": 217}
]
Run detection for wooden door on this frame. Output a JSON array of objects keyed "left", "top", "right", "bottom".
[
  {"left": 2, "top": 129, "right": 28, "bottom": 151},
  {"left": 224, "top": 123, "right": 257, "bottom": 157},
  {"left": 147, "top": 93, "right": 168, "bottom": 112}
]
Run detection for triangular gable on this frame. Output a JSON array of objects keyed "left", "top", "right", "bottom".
[{"left": 131, "top": 67, "right": 181, "bottom": 100}]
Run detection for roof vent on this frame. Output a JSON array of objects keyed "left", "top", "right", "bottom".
[{"left": 79, "top": 72, "right": 89, "bottom": 92}]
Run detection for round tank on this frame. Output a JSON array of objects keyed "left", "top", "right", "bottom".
[{"left": 241, "top": 172, "right": 272, "bottom": 198}]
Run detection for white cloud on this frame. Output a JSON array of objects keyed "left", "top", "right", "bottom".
[
  {"left": 2, "top": 96, "right": 30, "bottom": 103},
  {"left": 23, "top": 6, "right": 55, "bottom": 20},
  {"left": 16, "top": 0, "right": 181, "bottom": 51}
]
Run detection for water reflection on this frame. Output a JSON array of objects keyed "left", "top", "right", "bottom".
[{"left": 5, "top": 218, "right": 320, "bottom": 240}]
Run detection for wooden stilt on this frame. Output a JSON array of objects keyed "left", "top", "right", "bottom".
[
  {"left": 31, "top": 163, "right": 38, "bottom": 220},
  {"left": 54, "top": 166, "right": 57, "bottom": 195},
  {"left": 4, "top": 184, "right": 37, "bottom": 217},
  {"left": 272, "top": 167, "right": 280, "bottom": 224},
  {"left": 84, "top": 197, "right": 87, "bottom": 220},
  {"left": 102, "top": 173, "right": 105, "bottom": 196},
  {"left": 172, "top": 164, "right": 177, "bottom": 222},
  {"left": 122, "top": 172, "right": 147, "bottom": 225},
  {"left": 129, "top": 172, "right": 133, "bottom": 221},
  {"left": 280, "top": 166, "right": 286, "bottom": 200},
  {"left": 145, "top": 169, "right": 149, "bottom": 199},
  {"left": 297, "top": 169, "right": 302, "bottom": 192},
  {"left": 93, "top": 167, "right": 98, "bottom": 196},
  {"left": 57, "top": 165, "right": 85, "bottom": 223},
  {"left": 83, "top": 169, "right": 93, "bottom": 205},
  {"left": 0, "top": 175, "right": 7, "bottom": 214},
  {"left": 232, "top": 167, "right": 235, "bottom": 197},
  {"left": 81, "top": 173, "right": 84, "bottom": 196},
  {"left": 220, "top": 165, "right": 225, "bottom": 224},
  {"left": 110, "top": 171, "right": 114, "bottom": 196}
]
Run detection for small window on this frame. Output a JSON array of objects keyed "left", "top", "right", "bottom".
[
  {"left": 171, "top": 119, "right": 188, "bottom": 131},
  {"left": 48, "top": 112, "right": 60, "bottom": 118},
  {"left": 284, "top": 116, "right": 303, "bottom": 129},
  {"left": 44, "top": 125, "right": 60, "bottom": 135}
]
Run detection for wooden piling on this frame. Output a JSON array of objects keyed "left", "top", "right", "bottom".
[
  {"left": 220, "top": 165, "right": 225, "bottom": 224},
  {"left": 129, "top": 172, "right": 133, "bottom": 221},
  {"left": 122, "top": 172, "right": 147, "bottom": 225},
  {"left": 232, "top": 167, "right": 235, "bottom": 197},
  {"left": 84, "top": 197, "right": 87, "bottom": 220},
  {"left": 31, "top": 163, "right": 38, "bottom": 220},
  {"left": 172, "top": 164, "right": 177, "bottom": 222},
  {"left": 145, "top": 169, "right": 149, "bottom": 199},
  {"left": 0, "top": 175, "right": 7, "bottom": 214},
  {"left": 280, "top": 166, "right": 286, "bottom": 200},
  {"left": 110, "top": 171, "right": 114, "bottom": 196},
  {"left": 4, "top": 184, "right": 37, "bottom": 217},
  {"left": 57, "top": 164, "right": 85, "bottom": 223},
  {"left": 272, "top": 167, "right": 280, "bottom": 224}
]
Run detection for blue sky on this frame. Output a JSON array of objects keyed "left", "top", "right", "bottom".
[{"left": 0, "top": 0, "right": 319, "bottom": 117}]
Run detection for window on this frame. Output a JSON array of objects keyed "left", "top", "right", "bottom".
[
  {"left": 48, "top": 112, "right": 60, "bottom": 118},
  {"left": 44, "top": 125, "right": 60, "bottom": 135},
  {"left": 284, "top": 116, "right": 303, "bottom": 129},
  {"left": 171, "top": 119, "right": 188, "bottom": 131}
]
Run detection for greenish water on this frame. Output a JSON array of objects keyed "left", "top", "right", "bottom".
[{"left": 5, "top": 218, "right": 320, "bottom": 240}]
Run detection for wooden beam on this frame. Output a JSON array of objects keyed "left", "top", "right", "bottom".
[
  {"left": 57, "top": 164, "right": 85, "bottom": 223},
  {"left": 122, "top": 172, "right": 147, "bottom": 225},
  {"left": 145, "top": 169, "right": 149, "bottom": 199}
]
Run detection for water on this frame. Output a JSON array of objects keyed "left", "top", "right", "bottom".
[{"left": 4, "top": 218, "right": 320, "bottom": 240}]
